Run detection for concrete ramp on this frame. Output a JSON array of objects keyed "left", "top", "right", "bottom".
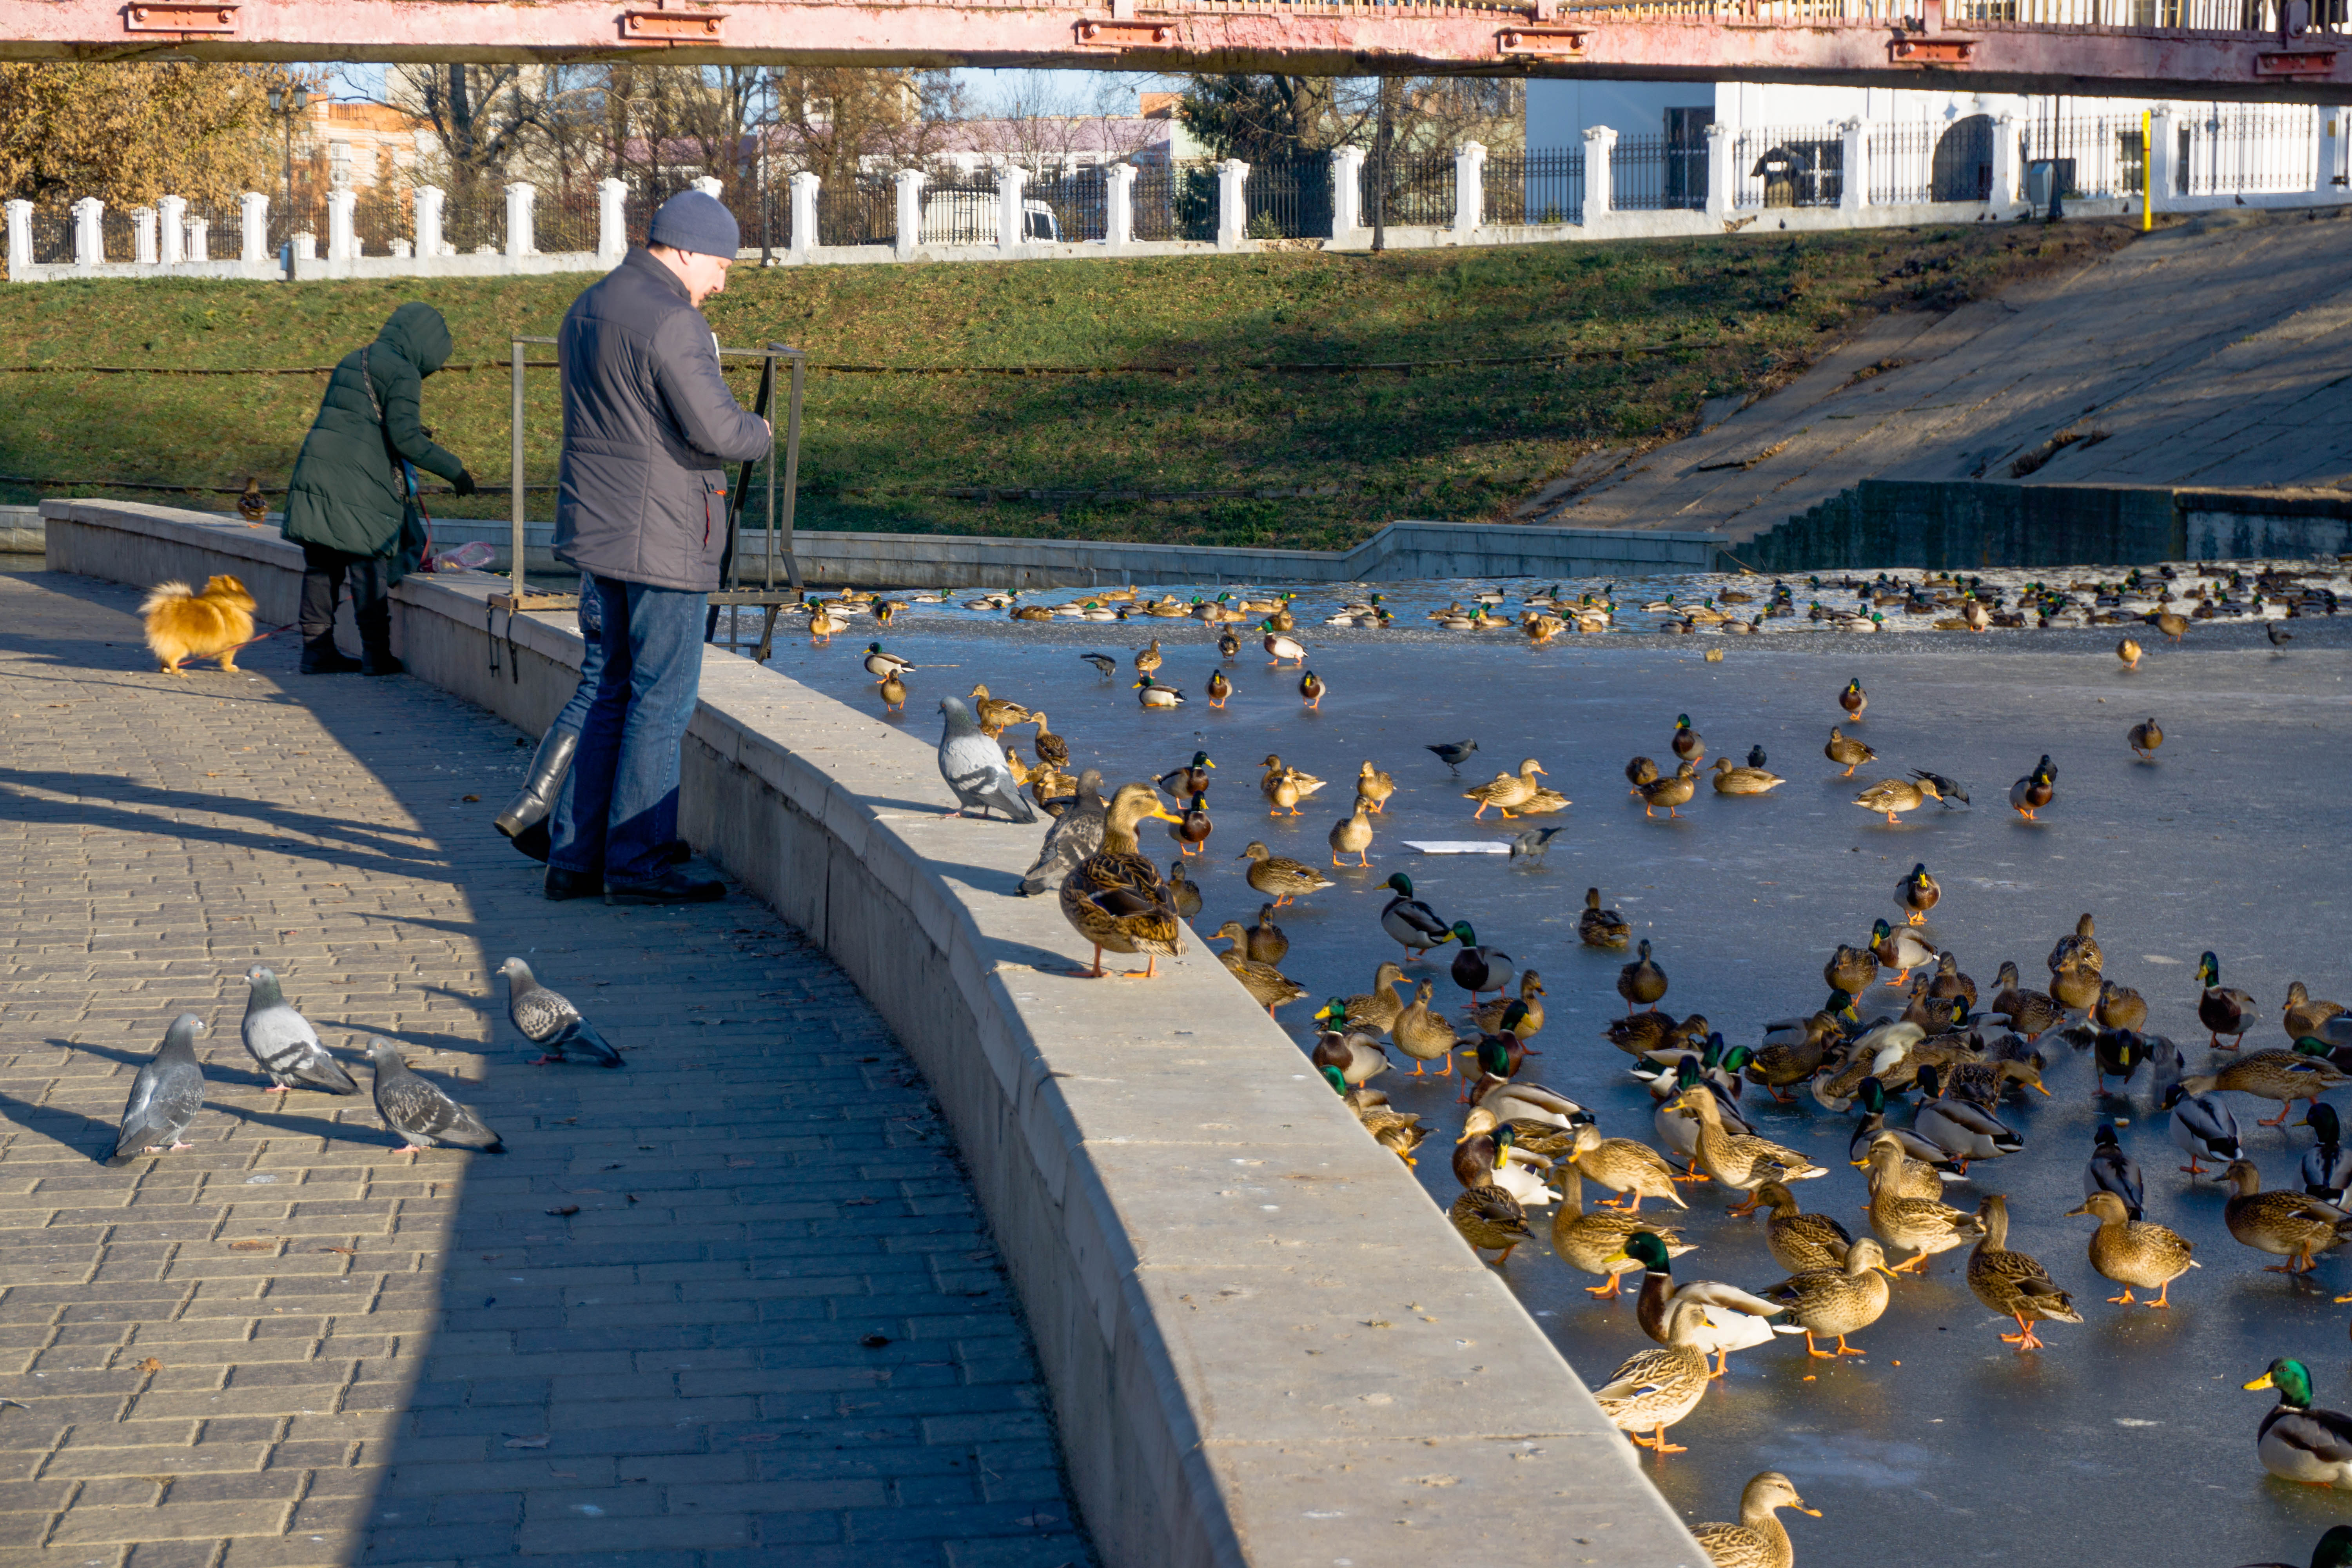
[{"left": 1536, "top": 207, "right": 2352, "bottom": 550}]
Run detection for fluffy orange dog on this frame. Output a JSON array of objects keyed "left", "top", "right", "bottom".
[{"left": 141, "top": 575, "right": 258, "bottom": 675}]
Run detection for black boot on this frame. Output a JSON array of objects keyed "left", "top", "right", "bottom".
[
  {"left": 495, "top": 728, "right": 577, "bottom": 861},
  {"left": 357, "top": 603, "right": 403, "bottom": 677},
  {"left": 299, "top": 634, "right": 361, "bottom": 675}
]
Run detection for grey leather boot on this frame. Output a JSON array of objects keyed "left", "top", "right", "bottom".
[{"left": 495, "top": 727, "right": 578, "bottom": 860}]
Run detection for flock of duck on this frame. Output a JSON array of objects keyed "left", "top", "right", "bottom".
[{"left": 880, "top": 595, "right": 2349, "bottom": 1568}]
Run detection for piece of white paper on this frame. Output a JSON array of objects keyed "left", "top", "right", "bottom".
[{"left": 1402, "top": 841, "right": 1511, "bottom": 854}]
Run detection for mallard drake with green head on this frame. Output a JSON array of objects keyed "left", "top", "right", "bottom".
[
  {"left": 1897, "top": 862, "right": 1939, "bottom": 926},
  {"left": 1824, "top": 727, "right": 1877, "bottom": 778},
  {"left": 1058, "top": 784, "right": 1187, "bottom": 978},
  {"left": 1637, "top": 762, "right": 1699, "bottom": 819},
  {"left": 1754, "top": 1180, "right": 1854, "bottom": 1275},
  {"left": 2224, "top": 1159, "right": 2352, "bottom": 1273},
  {"left": 1759, "top": 1239, "right": 1895, "bottom": 1361},
  {"left": 1472, "top": 1072, "right": 1590, "bottom": 1131},
  {"left": 1670, "top": 714, "right": 1706, "bottom": 764},
  {"left": 1449, "top": 923, "right": 1514, "bottom": 1004},
  {"left": 1459, "top": 1017, "right": 1539, "bottom": 1088},
  {"left": 1846, "top": 1078, "right": 1960, "bottom": 1174},
  {"left": 1132, "top": 674, "right": 1186, "bottom": 708},
  {"left": 2007, "top": 760, "right": 2055, "bottom": 821},
  {"left": 1968, "top": 1194, "right": 2081, "bottom": 1352},
  {"left": 1567, "top": 1123, "right": 1687, "bottom": 1214},
  {"left": 1470, "top": 971, "right": 1544, "bottom": 1040},
  {"left": 2244, "top": 1359, "right": 2352, "bottom": 1490},
  {"left": 1911, "top": 1064, "right": 2023, "bottom": 1168},
  {"left": 1311, "top": 1019, "right": 1390, "bottom": 1087},
  {"left": 1379, "top": 873, "right": 1455, "bottom": 958},
  {"left": 1391, "top": 980, "right": 1460, "bottom": 1077},
  {"left": 1617, "top": 1230, "right": 1801, "bottom": 1377},
  {"left": 1670, "top": 1085, "right": 1826, "bottom": 1213},
  {"left": 1838, "top": 678, "right": 1867, "bottom": 721},
  {"left": 2167, "top": 1081, "right": 2243, "bottom": 1176},
  {"left": 2065, "top": 1190, "right": 2197, "bottom": 1308},
  {"left": 1452, "top": 1111, "right": 1554, "bottom": 1209},
  {"left": 1157, "top": 750, "right": 1216, "bottom": 799},
  {"left": 1167, "top": 793, "right": 1212, "bottom": 858},
  {"left": 1869, "top": 918, "right": 1937, "bottom": 985},
  {"left": 1580, "top": 888, "right": 1632, "bottom": 949},
  {"left": 1261, "top": 621, "right": 1307, "bottom": 665},
  {"left": 1618, "top": 939, "right": 1669, "bottom": 1014},
  {"left": 1589, "top": 1297, "right": 1713, "bottom": 1455},
  {"left": 1710, "top": 757, "right": 1786, "bottom": 795},
  {"left": 1852, "top": 775, "right": 1941, "bottom": 826},
  {"left": 1552, "top": 1165, "right": 1691, "bottom": 1298},
  {"left": 1863, "top": 1138, "right": 1985, "bottom": 1271},
  {"left": 1239, "top": 840, "right": 1333, "bottom": 907},
  {"left": 2198, "top": 951, "right": 2259, "bottom": 1049},
  {"left": 1210, "top": 923, "right": 1308, "bottom": 1017}
]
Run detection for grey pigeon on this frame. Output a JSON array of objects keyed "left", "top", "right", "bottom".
[
  {"left": 497, "top": 957, "right": 622, "bottom": 1067},
  {"left": 364, "top": 1038, "right": 504, "bottom": 1153},
  {"left": 1425, "top": 740, "right": 1479, "bottom": 774},
  {"left": 240, "top": 967, "right": 357, "bottom": 1094},
  {"left": 111, "top": 1013, "right": 206, "bottom": 1165},
  {"left": 1508, "top": 827, "right": 1564, "bottom": 864},
  {"left": 936, "top": 697, "right": 1037, "bottom": 823},
  {"left": 1018, "top": 769, "right": 1107, "bottom": 897},
  {"left": 1080, "top": 653, "right": 1118, "bottom": 678}
]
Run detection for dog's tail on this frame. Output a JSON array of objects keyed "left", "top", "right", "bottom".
[{"left": 140, "top": 581, "right": 197, "bottom": 616}]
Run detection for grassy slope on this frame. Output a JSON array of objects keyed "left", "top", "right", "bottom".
[{"left": 0, "top": 221, "right": 2136, "bottom": 550}]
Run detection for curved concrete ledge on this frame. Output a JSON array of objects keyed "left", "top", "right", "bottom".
[{"left": 40, "top": 497, "right": 1703, "bottom": 1568}]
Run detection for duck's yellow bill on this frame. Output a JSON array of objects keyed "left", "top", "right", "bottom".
[{"left": 2244, "top": 1372, "right": 2277, "bottom": 1391}]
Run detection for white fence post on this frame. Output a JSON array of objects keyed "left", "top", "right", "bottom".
[
  {"left": 414, "top": 185, "right": 445, "bottom": 258},
  {"left": 1331, "top": 145, "right": 1365, "bottom": 239},
  {"left": 133, "top": 207, "right": 158, "bottom": 265},
  {"left": 1216, "top": 158, "right": 1249, "bottom": 249},
  {"left": 5, "top": 199, "right": 30, "bottom": 280},
  {"left": 185, "top": 217, "right": 209, "bottom": 262},
  {"left": 1992, "top": 113, "right": 2022, "bottom": 209},
  {"left": 1704, "top": 123, "right": 1731, "bottom": 221},
  {"left": 291, "top": 232, "right": 316, "bottom": 261},
  {"left": 788, "top": 170, "right": 818, "bottom": 258},
  {"left": 240, "top": 192, "right": 269, "bottom": 263},
  {"left": 1453, "top": 140, "right": 1486, "bottom": 240},
  {"left": 998, "top": 165, "right": 1027, "bottom": 254},
  {"left": 158, "top": 195, "right": 185, "bottom": 264},
  {"left": 328, "top": 189, "right": 358, "bottom": 260},
  {"left": 72, "top": 197, "right": 104, "bottom": 267},
  {"left": 2149, "top": 111, "right": 2178, "bottom": 211},
  {"left": 504, "top": 181, "right": 535, "bottom": 261},
  {"left": 1582, "top": 127, "right": 1615, "bottom": 226},
  {"left": 1842, "top": 119, "right": 1869, "bottom": 214},
  {"left": 596, "top": 176, "right": 628, "bottom": 263},
  {"left": 1107, "top": 162, "right": 1136, "bottom": 248},
  {"left": 895, "top": 168, "right": 926, "bottom": 259}
]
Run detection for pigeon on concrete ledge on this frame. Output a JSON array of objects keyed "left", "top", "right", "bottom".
[{"left": 937, "top": 696, "right": 1037, "bottom": 823}]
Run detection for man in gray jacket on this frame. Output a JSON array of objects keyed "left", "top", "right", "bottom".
[{"left": 544, "top": 189, "right": 772, "bottom": 905}]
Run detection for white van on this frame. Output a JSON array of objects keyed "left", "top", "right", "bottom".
[{"left": 919, "top": 191, "right": 1061, "bottom": 246}]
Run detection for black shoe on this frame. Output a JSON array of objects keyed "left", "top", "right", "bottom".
[
  {"left": 663, "top": 838, "right": 693, "bottom": 866},
  {"left": 544, "top": 867, "right": 603, "bottom": 901},
  {"left": 604, "top": 870, "right": 724, "bottom": 906},
  {"left": 361, "top": 650, "right": 405, "bottom": 677},
  {"left": 300, "top": 637, "right": 362, "bottom": 675}
]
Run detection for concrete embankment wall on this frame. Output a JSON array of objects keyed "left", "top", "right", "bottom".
[
  {"left": 41, "top": 498, "right": 1706, "bottom": 1568},
  {"left": 1737, "top": 479, "right": 2352, "bottom": 572}
]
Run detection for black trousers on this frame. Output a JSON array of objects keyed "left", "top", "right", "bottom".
[{"left": 298, "top": 543, "right": 390, "bottom": 646}]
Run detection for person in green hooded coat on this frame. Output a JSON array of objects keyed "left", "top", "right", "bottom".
[{"left": 280, "top": 301, "right": 476, "bottom": 675}]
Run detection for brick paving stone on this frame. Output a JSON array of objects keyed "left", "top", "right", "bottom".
[{"left": 0, "top": 569, "right": 1094, "bottom": 1568}]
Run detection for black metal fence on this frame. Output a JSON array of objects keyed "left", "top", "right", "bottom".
[
  {"left": 917, "top": 174, "right": 998, "bottom": 246},
  {"left": 1613, "top": 134, "right": 1712, "bottom": 211},
  {"left": 1029, "top": 167, "right": 1111, "bottom": 244},
  {"left": 176, "top": 199, "right": 247, "bottom": 260},
  {"left": 1129, "top": 160, "right": 1215, "bottom": 243},
  {"left": 1482, "top": 149, "right": 1585, "bottom": 226},
  {"left": 1867, "top": 123, "right": 1933, "bottom": 205},
  {"left": 1242, "top": 159, "right": 1334, "bottom": 240},
  {"left": 1726, "top": 125, "right": 1842, "bottom": 209},
  {"left": 2019, "top": 117, "right": 2144, "bottom": 200},
  {"left": 535, "top": 188, "right": 601, "bottom": 254},
  {"left": 2176, "top": 105, "right": 2317, "bottom": 195},
  {"left": 1362, "top": 151, "right": 1454, "bottom": 228},
  {"left": 817, "top": 181, "right": 894, "bottom": 247}
]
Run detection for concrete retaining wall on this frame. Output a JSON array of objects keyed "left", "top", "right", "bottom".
[
  {"left": 1740, "top": 477, "right": 2352, "bottom": 571},
  {"left": 40, "top": 497, "right": 1704, "bottom": 1568}
]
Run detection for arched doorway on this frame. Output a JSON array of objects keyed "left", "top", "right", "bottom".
[{"left": 1932, "top": 115, "right": 1996, "bottom": 201}]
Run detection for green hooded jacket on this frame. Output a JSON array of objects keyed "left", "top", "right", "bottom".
[{"left": 280, "top": 302, "right": 467, "bottom": 561}]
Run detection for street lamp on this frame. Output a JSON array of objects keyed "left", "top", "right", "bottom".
[{"left": 267, "top": 83, "right": 311, "bottom": 217}]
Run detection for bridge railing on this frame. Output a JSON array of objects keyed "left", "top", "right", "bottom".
[{"left": 1558, "top": 0, "right": 2350, "bottom": 29}]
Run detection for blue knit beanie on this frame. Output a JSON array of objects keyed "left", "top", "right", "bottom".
[{"left": 647, "top": 190, "right": 739, "bottom": 258}]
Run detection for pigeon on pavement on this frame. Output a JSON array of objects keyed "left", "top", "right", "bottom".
[
  {"left": 1018, "top": 769, "right": 1107, "bottom": 897},
  {"left": 240, "top": 967, "right": 357, "bottom": 1094},
  {"left": 497, "top": 957, "right": 623, "bottom": 1067},
  {"left": 364, "top": 1038, "right": 505, "bottom": 1153},
  {"left": 1508, "top": 828, "right": 1564, "bottom": 864},
  {"left": 111, "top": 1013, "right": 207, "bottom": 1165},
  {"left": 937, "top": 697, "right": 1037, "bottom": 823}
]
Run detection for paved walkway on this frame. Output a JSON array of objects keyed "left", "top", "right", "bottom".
[{"left": 0, "top": 568, "right": 1091, "bottom": 1568}]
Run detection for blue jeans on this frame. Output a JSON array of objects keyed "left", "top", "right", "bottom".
[
  {"left": 547, "top": 575, "right": 707, "bottom": 888},
  {"left": 545, "top": 572, "right": 606, "bottom": 744}
]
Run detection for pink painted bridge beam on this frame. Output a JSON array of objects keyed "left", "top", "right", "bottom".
[{"left": 4, "top": 0, "right": 2348, "bottom": 103}]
